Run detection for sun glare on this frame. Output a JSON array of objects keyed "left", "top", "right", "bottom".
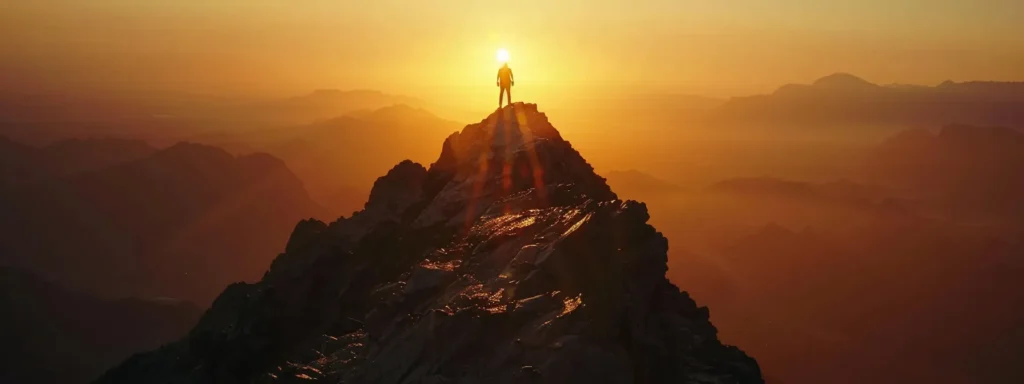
[{"left": 496, "top": 48, "right": 510, "bottom": 63}]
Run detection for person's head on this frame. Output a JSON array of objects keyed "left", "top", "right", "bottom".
[{"left": 502, "top": 63, "right": 508, "bottom": 68}]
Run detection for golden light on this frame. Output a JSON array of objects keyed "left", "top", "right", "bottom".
[{"left": 496, "top": 48, "right": 510, "bottom": 63}]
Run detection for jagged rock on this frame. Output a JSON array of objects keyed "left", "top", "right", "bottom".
[
  {"left": 96, "top": 103, "right": 762, "bottom": 384},
  {"left": 285, "top": 219, "right": 328, "bottom": 254},
  {"left": 403, "top": 263, "right": 457, "bottom": 295},
  {"left": 329, "top": 160, "right": 428, "bottom": 241},
  {"left": 365, "top": 160, "right": 428, "bottom": 212}
]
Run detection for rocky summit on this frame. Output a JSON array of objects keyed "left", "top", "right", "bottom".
[{"left": 96, "top": 103, "right": 762, "bottom": 384}]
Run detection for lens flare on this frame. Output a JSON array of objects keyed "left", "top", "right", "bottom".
[{"left": 496, "top": 48, "right": 510, "bottom": 63}]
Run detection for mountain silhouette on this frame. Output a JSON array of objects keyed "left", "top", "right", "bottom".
[
  {"left": 621, "top": 151, "right": 1024, "bottom": 383},
  {"left": 257, "top": 105, "right": 461, "bottom": 218},
  {"left": 0, "top": 141, "right": 323, "bottom": 303},
  {"left": 247, "top": 90, "right": 426, "bottom": 125},
  {"left": 0, "top": 267, "right": 201, "bottom": 384},
  {"left": 716, "top": 74, "right": 1024, "bottom": 127},
  {"left": 96, "top": 103, "right": 762, "bottom": 384},
  {"left": 867, "top": 124, "right": 1024, "bottom": 219},
  {"left": 0, "top": 89, "right": 433, "bottom": 145},
  {"left": 709, "top": 177, "right": 892, "bottom": 204},
  {"left": 40, "top": 138, "right": 157, "bottom": 176},
  {"left": 604, "top": 169, "right": 684, "bottom": 199},
  {"left": 669, "top": 217, "right": 1024, "bottom": 384},
  {"left": 0, "top": 136, "right": 156, "bottom": 187},
  {"left": 809, "top": 73, "right": 879, "bottom": 89}
]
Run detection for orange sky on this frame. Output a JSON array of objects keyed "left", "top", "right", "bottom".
[{"left": 2, "top": 0, "right": 1023, "bottom": 104}]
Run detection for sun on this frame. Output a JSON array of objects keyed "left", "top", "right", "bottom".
[{"left": 496, "top": 48, "right": 510, "bottom": 63}]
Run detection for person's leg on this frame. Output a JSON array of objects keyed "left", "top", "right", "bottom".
[
  {"left": 506, "top": 87, "right": 512, "bottom": 106},
  {"left": 499, "top": 86, "right": 504, "bottom": 108}
]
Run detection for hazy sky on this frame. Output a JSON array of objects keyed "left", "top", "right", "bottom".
[{"left": 2, "top": 0, "right": 1023, "bottom": 100}]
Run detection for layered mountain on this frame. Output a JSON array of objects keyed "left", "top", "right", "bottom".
[
  {"left": 257, "top": 104, "right": 461, "bottom": 218},
  {"left": 244, "top": 90, "right": 426, "bottom": 126},
  {"left": 668, "top": 218, "right": 1024, "bottom": 384},
  {"left": 605, "top": 169, "right": 684, "bottom": 199},
  {"left": 866, "top": 124, "right": 1024, "bottom": 220},
  {"left": 0, "top": 89, "right": 431, "bottom": 145},
  {"left": 0, "top": 267, "right": 202, "bottom": 384},
  {"left": 716, "top": 74, "right": 1024, "bottom": 127},
  {"left": 709, "top": 177, "right": 897, "bottom": 209},
  {"left": 0, "top": 142, "right": 323, "bottom": 304},
  {"left": 0, "top": 136, "right": 156, "bottom": 187},
  {"left": 97, "top": 103, "right": 762, "bottom": 383}
]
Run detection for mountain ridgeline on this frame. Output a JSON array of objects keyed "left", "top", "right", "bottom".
[
  {"left": 867, "top": 124, "right": 1024, "bottom": 219},
  {"left": 97, "top": 103, "right": 762, "bottom": 383},
  {"left": 0, "top": 140, "right": 323, "bottom": 304},
  {"left": 716, "top": 73, "right": 1024, "bottom": 127}
]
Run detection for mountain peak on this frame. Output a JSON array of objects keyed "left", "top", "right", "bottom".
[
  {"left": 414, "top": 102, "right": 616, "bottom": 226},
  {"left": 148, "top": 141, "right": 237, "bottom": 168},
  {"left": 812, "top": 73, "right": 877, "bottom": 88},
  {"left": 438, "top": 102, "right": 566, "bottom": 166},
  {"left": 353, "top": 104, "right": 440, "bottom": 124},
  {"left": 98, "top": 103, "right": 762, "bottom": 384},
  {"left": 307, "top": 89, "right": 384, "bottom": 98}
]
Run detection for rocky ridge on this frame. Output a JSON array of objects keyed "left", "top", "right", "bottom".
[{"left": 97, "top": 103, "right": 761, "bottom": 384}]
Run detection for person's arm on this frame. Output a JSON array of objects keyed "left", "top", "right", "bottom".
[
  {"left": 497, "top": 70, "right": 501, "bottom": 86},
  {"left": 510, "top": 69, "right": 514, "bottom": 85}
]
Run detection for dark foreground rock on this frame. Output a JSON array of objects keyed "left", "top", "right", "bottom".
[{"left": 96, "top": 103, "right": 762, "bottom": 384}]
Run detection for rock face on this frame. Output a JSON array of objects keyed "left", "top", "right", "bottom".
[{"left": 96, "top": 103, "right": 762, "bottom": 384}]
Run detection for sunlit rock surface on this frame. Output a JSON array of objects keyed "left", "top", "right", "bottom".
[{"left": 96, "top": 103, "right": 762, "bottom": 384}]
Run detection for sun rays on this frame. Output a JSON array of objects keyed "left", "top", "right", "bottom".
[{"left": 461, "top": 104, "right": 550, "bottom": 235}]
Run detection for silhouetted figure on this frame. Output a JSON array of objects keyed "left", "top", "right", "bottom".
[{"left": 497, "top": 63, "right": 514, "bottom": 108}]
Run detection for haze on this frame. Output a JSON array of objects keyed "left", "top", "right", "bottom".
[
  {"left": 4, "top": 0, "right": 1023, "bottom": 106},
  {"left": 3, "top": 2, "right": 1024, "bottom": 383}
]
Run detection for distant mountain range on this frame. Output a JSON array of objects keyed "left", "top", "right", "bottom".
[
  {"left": 715, "top": 73, "right": 1024, "bottom": 128},
  {"left": 0, "top": 137, "right": 156, "bottom": 186},
  {"left": 240, "top": 89, "right": 427, "bottom": 126},
  {"left": 672, "top": 216, "right": 1024, "bottom": 384},
  {"left": 0, "top": 103, "right": 465, "bottom": 305},
  {"left": 5, "top": 76, "right": 1023, "bottom": 147},
  {"left": 867, "top": 124, "right": 1024, "bottom": 220},
  {"left": 0, "top": 89, "right": 431, "bottom": 144},
  {"left": 0, "top": 139, "right": 323, "bottom": 303},
  {"left": 604, "top": 169, "right": 684, "bottom": 200},
  {"left": 246, "top": 104, "right": 461, "bottom": 218}
]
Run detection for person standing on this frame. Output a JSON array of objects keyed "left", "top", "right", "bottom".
[{"left": 497, "top": 63, "right": 514, "bottom": 108}]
